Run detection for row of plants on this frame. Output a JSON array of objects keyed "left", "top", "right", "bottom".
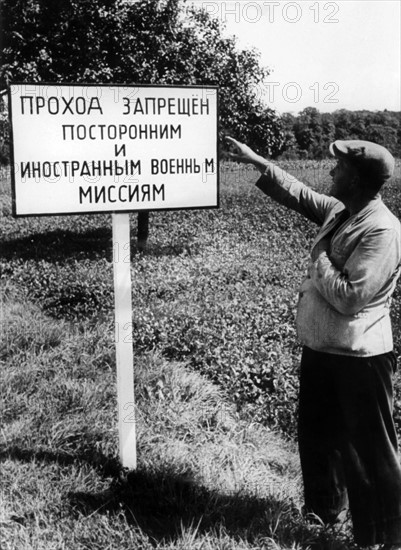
[{"left": 1, "top": 163, "right": 400, "bottom": 437}]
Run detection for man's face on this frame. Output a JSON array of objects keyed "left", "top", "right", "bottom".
[{"left": 329, "top": 159, "right": 357, "bottom": 201}]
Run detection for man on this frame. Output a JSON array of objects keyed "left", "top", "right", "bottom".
[{"left": 226, "top": 136, "right": 401, "bottom": 548}]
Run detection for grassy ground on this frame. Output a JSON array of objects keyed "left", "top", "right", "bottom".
[{"left": 1, "top": 160, "right": 400, "bottom": 549}]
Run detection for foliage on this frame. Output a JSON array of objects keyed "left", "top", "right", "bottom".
[
  {"left": 1, "top": 258, "right": 113, "bottom": 319},
  {"left": 0, "top": 0, "right": 118, "bottom": 83},
  {"left": 0, "top": 93, "right": 10, "bottom": 164},
  {"left": 1, "top": 161, "right": 400, "bottom": 437},
  {"left": 280, "top": 107, "right": 401, "bottom": 159},
  {"left": 0, "top": 0, "right": 285, "bottom": 161}
]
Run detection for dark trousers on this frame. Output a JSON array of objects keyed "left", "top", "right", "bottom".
[{"left": 298, "top": 346, "right": 401, "bottom": 546}]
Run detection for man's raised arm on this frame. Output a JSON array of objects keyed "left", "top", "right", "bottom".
[{"left": 225, "top": 137, "right": 339, "bottom": 226}]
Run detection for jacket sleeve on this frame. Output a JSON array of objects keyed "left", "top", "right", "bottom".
[
  {"left": 255, "top": 164, "right": 339, "bottom": 226},
  {"left": 309, "top": 228, "right": 401, "bottom": 315}
]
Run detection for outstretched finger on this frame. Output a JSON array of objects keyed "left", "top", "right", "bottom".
[{"left": 226, "top": 136, "right": 243, "bottom": 149}]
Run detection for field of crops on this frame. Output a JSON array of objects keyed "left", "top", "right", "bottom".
[{"left": 1, "top": 160, "right": 401, "bottom": 549}]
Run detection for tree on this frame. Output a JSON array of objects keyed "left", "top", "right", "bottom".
[
  {"left": 365, "top": 124, "right": 398, "bottom": 154},
  {"left": 0, "top": 92, "right": 10, "bottom": 164},
  {"left": 278, "top": 113, "right": 302, "bottom": 159},
  {"left": 293, "top": 107, "right": 326, "bottom": 158},
  {"left": 320, "top": 112, "right": 335, "bottom": 155},
  {"left": 0, "top": 0, "right": 119, "bottom": 84},
  {"left": 1, "top": 0, "right": 285, "bottom": 248},
  {"left": 0, "top": 0, "right": 285, "bottom": 158},
  {"left": 333, "top": 109, "right": 352, "bottom": 141}
]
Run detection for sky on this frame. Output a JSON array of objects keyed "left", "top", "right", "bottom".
[{"left": 190, "top": 0, "right": 401, "bottom": 114}]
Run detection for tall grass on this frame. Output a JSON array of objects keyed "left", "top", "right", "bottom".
[{"left": 1, "top": 291, "right": 357, "bottom": 549}]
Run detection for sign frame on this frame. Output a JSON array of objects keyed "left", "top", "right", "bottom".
[{"left": 8, "top": 82, "right": 220, "bottom": 218}]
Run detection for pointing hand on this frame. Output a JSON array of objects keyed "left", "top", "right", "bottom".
[{"left": 225, "top": 136, "right": 261, "bottom": 165}]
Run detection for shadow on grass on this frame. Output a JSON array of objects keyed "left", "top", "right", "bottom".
[
  {"left": 1, "top": 444, "right": 352, "bottom": 549},
  {"left": 68, "top": 465, "right": 306, "bottom": 546},
  {"left": 67, "top": 466, "right": 354, "bottom": 549},
  {"left": 0, "top": 445, "right": 121, "bottom": 477},
  {"left": 0, "top": 228, "right": 194, "bottom": 262},
  {"left": 0, "top": 228, "right": 112, "bottom": 262}
]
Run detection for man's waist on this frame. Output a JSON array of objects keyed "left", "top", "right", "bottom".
[{"left": 296, "top": 279, "right": 393, "bottom": 356}]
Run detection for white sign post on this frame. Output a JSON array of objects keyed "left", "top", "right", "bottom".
[
  {"left": 112, "top": 213, "right": 136, "bottom": 469},
  {"left": 9, "top": 83, "right": 219, "bottom": 469}
]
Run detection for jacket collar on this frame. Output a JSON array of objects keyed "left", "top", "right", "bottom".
[
  {"left": 349, "top": 195, "right": 382, "bottom": 223},
  {"left": 312, "top": 196, "right": 383, "bottom": 249}
]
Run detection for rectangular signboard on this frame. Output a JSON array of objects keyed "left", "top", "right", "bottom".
[{"left": 9, "top": 83, "right": 219, "bottom": 216}]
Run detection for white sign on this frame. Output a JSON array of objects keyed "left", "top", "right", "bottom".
[{"left": 9, "top": 83, "right": 219, "bottom": 216}]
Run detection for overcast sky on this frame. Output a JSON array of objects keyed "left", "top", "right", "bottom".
[{"left": 190, "top": 0, "right": 401, "bottom": 114}]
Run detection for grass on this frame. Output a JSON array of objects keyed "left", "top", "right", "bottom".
[
  {"left": 1, "top": 160, "right": 400, "bottom": 549},
  {"left": 0, "top": 299, "right": 354, "bottom": 550}
]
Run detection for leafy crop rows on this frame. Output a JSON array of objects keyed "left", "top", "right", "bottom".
[{"left": 1, "top": 161, "right": 400, "bottom": 436}]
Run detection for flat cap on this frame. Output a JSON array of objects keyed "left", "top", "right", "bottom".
[{"left": 329, "top": 140, "right": 395, "bottom": 181}]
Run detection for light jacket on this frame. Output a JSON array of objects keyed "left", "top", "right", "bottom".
[{"left": 256, "top": 164, "right": 401, "bottom": 357}]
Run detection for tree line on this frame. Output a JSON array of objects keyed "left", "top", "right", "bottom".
[{"left": 280, "top": 107, "right": 400, "bottom": 160}]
